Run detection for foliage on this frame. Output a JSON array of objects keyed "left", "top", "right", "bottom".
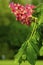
[
  {"left": 0, "top": 0, "right": 43, "bottom": 65},
  {"left": 11, "top": 1, "right": 43, "bottom": 65}
]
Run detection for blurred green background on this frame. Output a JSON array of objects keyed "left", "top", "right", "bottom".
[{"left": 0, "top": 0, "right": 43, "bottom": 61}]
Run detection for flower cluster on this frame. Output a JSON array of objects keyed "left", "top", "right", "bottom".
[{"left": 9, "top": 2, "right": 36, "bottom": 25}]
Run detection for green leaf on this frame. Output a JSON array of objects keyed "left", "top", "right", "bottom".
[
  {"left": 26, "top": 43, "right": 37, "bottom": 65},
  {"left": 25, "top": 32, "right": 39, "bottom": 65}
]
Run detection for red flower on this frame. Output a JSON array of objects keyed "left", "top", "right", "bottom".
[{"left": 9, "top": 2, "right": 36, "bottom": 25}]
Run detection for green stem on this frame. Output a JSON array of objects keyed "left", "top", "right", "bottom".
[
  {"left": 14, "top": 23, "right": 37, "bottom": 63},
  {"left": 14, "top": 13, "right": 43, "bottom": 64}
]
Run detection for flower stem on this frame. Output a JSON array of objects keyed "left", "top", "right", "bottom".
[
  {"left": 14, "top": 22, "right": 37, "bottom": 63},
  {"left": 14, "top": 13, "right": 43, "bottom": 64}
]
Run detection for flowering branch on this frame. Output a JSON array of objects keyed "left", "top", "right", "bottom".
[{"left": 9, "top": 2, "right": 43, "bottom": 65}]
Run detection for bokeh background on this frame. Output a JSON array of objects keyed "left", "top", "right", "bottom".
[{"left": 0, "top": 0, "right": 43, "bottom": 64}]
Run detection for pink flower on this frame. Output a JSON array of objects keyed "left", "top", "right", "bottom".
[{"left": 9, "top": 2, "right": 36, "bottom": 25}]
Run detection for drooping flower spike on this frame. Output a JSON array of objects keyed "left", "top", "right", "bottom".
[{"left": 9, "top": 2, "right": 36, "bottom": 25}]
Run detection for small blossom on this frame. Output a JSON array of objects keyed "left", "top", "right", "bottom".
[{"left": 9, "top": 2, "right": 36, "bottom": 25}]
